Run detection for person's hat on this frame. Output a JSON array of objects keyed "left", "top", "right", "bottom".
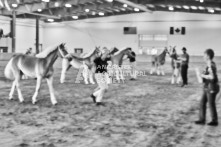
[{"left": 182, "top": 47, "right": 187, "bottom": 51}]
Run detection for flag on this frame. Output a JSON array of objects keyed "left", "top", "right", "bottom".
[{"left": 170, "top": 27, "right": 186, "bottom": 35}]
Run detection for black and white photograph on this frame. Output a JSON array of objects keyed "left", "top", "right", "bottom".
[{"left": 0, "top": 0, "right": 221, "bottom": 146}]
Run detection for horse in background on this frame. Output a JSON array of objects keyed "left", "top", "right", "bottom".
[
  {"left": 108, "top": 47, "right": 134, "bottom": 82},
  {"left": 60, "top": 47, "right": 101, "bottom": 84},
  {"left": 150, "top": 47, "right": 169, "bottom": 75},
  {"left": 169, "top": 46, "right": 182, "bottom": 84},
  {"left": 4, "top": 43, "right": 67, "bottom": 105}
]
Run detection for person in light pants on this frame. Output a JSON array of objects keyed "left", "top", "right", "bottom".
[
  {"left": 93, "top": 73, "right": 109, "bottom": 104},
  {"left": 91, "top": 47, "right": 110, "bottom": 106}
]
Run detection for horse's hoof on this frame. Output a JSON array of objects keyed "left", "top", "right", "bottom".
[
  {"left": 32, "top": 101, "right": 37, "bottom": 105},
  {"left": 52, "top": 102, "right": 58, "bottom": 106}
]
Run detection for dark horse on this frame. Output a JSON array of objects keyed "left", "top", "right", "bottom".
[{"left": 150, "top": 47, "right": 169, "bottom": 75}]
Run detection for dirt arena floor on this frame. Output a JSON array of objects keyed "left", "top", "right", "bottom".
[{"left": 0, "top": 60, "right": 221, "bottom": 147}]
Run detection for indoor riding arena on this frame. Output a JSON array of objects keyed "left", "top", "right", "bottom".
[{"left": 1, "top": 0, "right": 221, "bottom": 147}]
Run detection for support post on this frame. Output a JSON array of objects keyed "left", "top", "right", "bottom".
[
  {"left": 36, "top": 17, "right": 40, "bottom": 53},
  {"left": 11, "top": 10, "right": 16, "bottom": 53}
]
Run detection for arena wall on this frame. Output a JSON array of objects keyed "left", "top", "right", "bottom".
[{"left": 43, "top": 12, "right": 221, "bottom": 56}]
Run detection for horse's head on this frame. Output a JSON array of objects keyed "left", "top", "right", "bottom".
[
  {"left": 58, "top": 43, "right": 68, "bottom": 58},
  {"left": 123, "top": 48, "right": 134, "bottom": 59},
  {"left": 167, "top": 46, "right": 177, "bottom": 56},
  {"left": 94, "top": 46, "right": 101, "bottom": 57},
  {"left": 109, "top": 47, "right": 119, "bottom": 55}
]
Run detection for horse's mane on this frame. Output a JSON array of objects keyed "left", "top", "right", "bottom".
[
  {"left": 36, "top": 44, "right": 60, "bottom": 58},
  {"left": 114, "top": 48, "right": 129, "bottom": 55},
  {"left": 82, "top": 48, "right": 97, "bottom": 58}
]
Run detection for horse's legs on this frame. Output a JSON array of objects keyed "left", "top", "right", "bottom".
[
  {"left": 89, "top": 70, "right": 95, "bottom": 84},
  {"left": 157, "top": 65, "right": 160, "bottom": 75},
  {"left": 46, "top": 76, "right": 57, "bottom": 105},
  {"left": 15, "top": 78, "right": 24, "bottom": 103},
  {"left": 9, "top": 81, "right": 16, "bottom": 100},
  {"left": 161, "top": 65, "right": 165, "bottom": 75},
  {"left": 82, "top": 66, "right": 89, "bottom": 84},
  {"left": 60, "top": 58, "right": 69, "bottom": 83},
  {"left": 119, "top": 67, "right": 124, "bottom": 81},
  {"left": 115, "top": 68, "right": 121, "bottom": 82},
  {"left": 177, "top": 69, "right": 182, "bottom": 84},
  {"left": 32, "top": 77, "right": 42, "bottom": 104},
  {"left": 150, "top": 62, "right": 154, "bottom": 75},
  {"left": 171, "top": 69, "right": 175, "bottom": 84}
]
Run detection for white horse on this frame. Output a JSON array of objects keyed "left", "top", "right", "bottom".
[
  {"left": 60, "top": 47, "right": 101, "bottom": 84},
  {"left": 4, "top": 43, "right": 67, "bottom": 105},
  {"left": 150, "top": 47, "right": 169, "bottom": 75}
]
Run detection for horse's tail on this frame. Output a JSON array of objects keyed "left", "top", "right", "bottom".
[{"left": 4, "top": 58, "right": 15, "bottom": 80}]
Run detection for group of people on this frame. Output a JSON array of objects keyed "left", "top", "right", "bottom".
[
  {"left": 170, "top": 47, "right": 219, "bottom": 126},
  {"left": 91, "top": 46, "right": 220, "bottom": 126}
]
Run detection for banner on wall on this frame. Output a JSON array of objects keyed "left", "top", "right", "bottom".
[{"left": 170, "top": 27, "right": 186, "bottom": 35}]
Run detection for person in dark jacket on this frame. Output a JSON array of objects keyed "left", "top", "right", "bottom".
[
  {"left": 195, "top": 49, "right": 220, "bottom": 126},
  {"left": 90, "top": 47, "right": 110, "bottom": 106},
  {"left": 129, "top": 51, "right": 137, "bottom": 80},
  {"left": 179, "top": 47, "right": 189, "bottom": 87}
]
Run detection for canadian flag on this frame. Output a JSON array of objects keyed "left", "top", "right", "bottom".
[{"left": 170, "top": 27, "right": 186, "bottom": 35}]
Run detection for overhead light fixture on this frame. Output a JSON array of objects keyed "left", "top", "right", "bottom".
[
  {"left": 106, "top": 0, "right": 113, "bottom": 2},
  {"left": 42, "top": 0, "right": 50, "bottom": 2},
  {"left": 208, "top": 8, "right": 214, "bottom": 13},
  {"left": 175, "top": 5, "right": 182, "bottom": 9},
  {"left": 214, "top": 7, "right": 221, "bottom": 11},
  {"left": 198, "top": 6, "right": 205, "bottom": 10},
  {"left": 191, "top": 6, "right": 198, "bottom": 10},
  {"left": 85, "top": 9, "right": 90, "bottom": 12},
  {"left": 72, "top": 15, "right": 78, "bottom": 19},
  {"left": 65, "top": 3, "right": 72, "bottom": 7},
  {"left": 55, "top": 2, "right": 59, "bottom": 7},
  {"left": 12, "top": 3, "right": 18, "bottom": 8},
  {"left": 123, "top": 4, "right": 127, "bottom": 8},
  {"left": 200, "top": 0, "right": 204, "bottom": 3},
  {"left": 92, "top": 11, "right": 96, "bottom": 15},
  {"left": 147, "top": 4, "right": 155, "bottom": 8},
  {"left": 99, "top": 12, "right": 105, "bottom": 16},
  {"left": 37, "top": 9, "right": 42, "bottom": 12},
  {"left": 159, "top": 5, "right": 166, "bottom": 8},
  {"left": 168, "top": 6, "right": 174, "bottom": 11},
  {"left": 134, "top": 8, "right": 139, "bottom": 12},
  {"left": 114, "top": 9, "right": 120, "bottom": 12},
  {"left": 47, "top": 19, "right": 54, "bottom": 22},
  {"left": 183, "top": 5, "right": 190, "bottom": 9}
]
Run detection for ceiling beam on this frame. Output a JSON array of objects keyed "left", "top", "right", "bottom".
[{"left": 115, "top": 0, "right": 152, "bottom": 13}]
